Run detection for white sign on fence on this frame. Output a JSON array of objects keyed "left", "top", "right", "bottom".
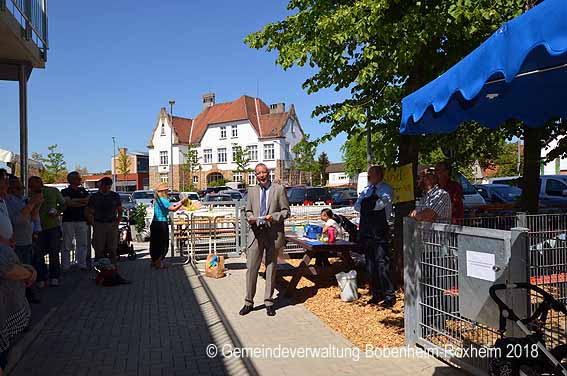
[{"left": 466, "top": 251, "right": 496, "bottom": 282}]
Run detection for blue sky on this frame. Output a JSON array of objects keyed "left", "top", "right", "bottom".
[{"left": 0, "top": 0, "right": 348, "bottom": 173}]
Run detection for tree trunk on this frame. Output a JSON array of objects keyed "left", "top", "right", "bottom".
[
  {"left": 522, "top": 125, "right": 541, "bottom": 214},
  {"left": 392, "top": 134, "right": 420, "bottom": 288}
]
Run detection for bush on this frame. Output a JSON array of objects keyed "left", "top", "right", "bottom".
[
  {"left": 132, "top": 203, "right": 147, "bottom": 234},
  {"left": 208, "top": 179, "right": 226, "bottom": 187}
]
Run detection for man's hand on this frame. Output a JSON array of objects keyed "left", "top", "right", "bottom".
[
  {"left": 23, "top": 266, "right": 37, "bottom": 287},
  {"left": 247, "top": 218, "right": 256, "bottom": 225},
  {"left": 265, "top": 215, "right": 273, "bottom": 223},
  {"left": 30, "top": 194, "right": 44, "bottom": 207},
  {"left": 409, "top": 210, "right": 417, "bottom": 218}
]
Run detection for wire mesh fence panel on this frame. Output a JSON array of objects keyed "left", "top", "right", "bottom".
[
  {"left": 526, "top": 213, "right": 567, "bottom": 349},
  {"left": 416, "top": 224, "right": 500, "bottom": 372}
]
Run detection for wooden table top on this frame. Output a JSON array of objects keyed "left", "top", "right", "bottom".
[{"left": 285, "top": 233, "right": 360, "bottom": 252}]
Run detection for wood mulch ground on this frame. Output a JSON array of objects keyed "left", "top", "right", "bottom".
[{"left": 277, "top": 257, "right": 405, "bottom": 349}]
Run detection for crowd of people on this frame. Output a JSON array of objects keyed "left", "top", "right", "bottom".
[{"left": 0, "top": 170, "right": 133, "bottom": 375}]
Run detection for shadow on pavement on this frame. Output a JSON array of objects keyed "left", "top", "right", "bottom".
[{"left": 9, "top": 256, "right": 251, "bottom": 376}]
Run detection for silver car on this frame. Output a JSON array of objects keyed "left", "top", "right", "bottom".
[{"left": 132, "top": 190, "right": 155, "bottom": 207}]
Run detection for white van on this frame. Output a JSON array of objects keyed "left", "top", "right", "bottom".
[
  {"left": 357, "top": 171, "right": 485, "bottom": 208},
  {"left": 226, "top": 182, "right": 246, "bottom": 191}
]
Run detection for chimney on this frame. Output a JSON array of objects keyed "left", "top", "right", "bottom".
[
  {"left": 202, "top": 93, "right": 216, "bottom": 110},
  {"left": 269, "top": 103, "right": 285, "bottom": 114}
]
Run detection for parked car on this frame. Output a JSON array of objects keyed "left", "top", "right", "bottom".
[
  {"left": 202, "top": 194, "right": 234, "bottom": 206},
  {"left": 132, "top": 190, "right": 155, "bottom": 207},
  {"left": 226, "top": 182, "right": 246, "bottom": 191},
  {"left": 205, "top": 186, "right": 230, "bottom": 195},
  {"left": 487, "top": 175, "right": 567, "bottom": 207},
  {"left": 287, "top": 187, "right": 333, "bottom": 205},
  {"left": 331, "top": 190, "right": 358, "bottom": 207},
  {"left": 168, "top": 192, "right": 181, "bottom": 202},
  {"left": 474, "top": 184, "right": 522, "bottom": 204},
  {"left": 179, "top": 192, "right": 201, "bottom": 202},
  {"left": 219, "top": 190, "right": 244, "bottom": 201},
  {"left": 118, "top": 192, "right": 136, "bottom": 211}
]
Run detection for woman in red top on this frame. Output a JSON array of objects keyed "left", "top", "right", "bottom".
[{"left": 435, "top": 162, "right": 464, "bottom": 224}]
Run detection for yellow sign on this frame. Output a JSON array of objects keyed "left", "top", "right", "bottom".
[{"left": 384, "top": 164, "right": 414, "bottom": 203}]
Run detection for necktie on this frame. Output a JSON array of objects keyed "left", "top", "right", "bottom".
[{"left": 260, "top": 187, "right": 267, "bottom": 217}]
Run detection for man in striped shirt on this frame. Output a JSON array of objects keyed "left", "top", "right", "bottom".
[{"left": 411, "top": 168, "right": 452, "bottom": 224}]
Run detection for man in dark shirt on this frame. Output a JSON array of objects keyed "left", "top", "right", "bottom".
[
  {"left": 61, "top": 171, "right": 90, "bottom": 270},
  {"left": 86, "top": 177, "right": 122, "bottom": 265}
]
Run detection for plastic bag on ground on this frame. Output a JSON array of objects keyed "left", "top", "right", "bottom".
[{"left": 335, "top": 270, "right": 358, "bottom": 302}]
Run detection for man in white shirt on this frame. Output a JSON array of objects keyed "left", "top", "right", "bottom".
[{"left": 354, "top": 165, "right": 396, "bottom": 308}]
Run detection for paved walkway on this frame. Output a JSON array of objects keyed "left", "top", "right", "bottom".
[{"left": 10, "top": 244, "right": 466, "bottom": 376}]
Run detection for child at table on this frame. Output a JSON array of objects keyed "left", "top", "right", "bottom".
[{"left": 321, "top": 208, "right": 344, "bottom": 239}]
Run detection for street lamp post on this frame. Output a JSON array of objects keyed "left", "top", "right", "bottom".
[
  {"left": 169, "top": 100, "right": 175, "bottom": 191},
  {"left": 112, "top": 136, "right": 116, "bottom": 189}
]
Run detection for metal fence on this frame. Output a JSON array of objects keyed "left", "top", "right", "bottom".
[
  {"left": 405, "top": 212, "right": 567, "bottom": 375},
  {"left": 3, "top": 0, "right": 48, "bottom": 56}
]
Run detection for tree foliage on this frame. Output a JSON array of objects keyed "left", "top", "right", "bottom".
[
  {"left": 74, "top": 165, "right": 89, "bottom": 177},
  {"left": 181, "top": 145, "right": 201, "bottom": 191},
  {"left": 32, "top": 144, "right": 67, "bottom": 183},
  {"left": 233, "top": 145, "right": 253, "bottom": 186},
  {"left": 116, "top": 149, "right": 131, "bottom": 191},
  {"left": 316, "top": 152, "right": 330, "bottom": 186},
  {"left": 245, "top": 0, "right": 534, "bottom": 169},
  {"left": 292, "top": 134, "right": 318, "bottom": 184}
]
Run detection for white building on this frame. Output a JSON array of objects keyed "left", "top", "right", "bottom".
[
  {"left": 326, "top": 163, "right": 357, "bottom": 187},
  {"left": 542, "top": 135, "right": 567, "bottom": 175},
  {"left": 148, "top": 94, "right": 304, "bottom": 190}
]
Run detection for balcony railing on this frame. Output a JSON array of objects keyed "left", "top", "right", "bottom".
[{"left": 2, "top": 0, "right": 48, "bottom": 60}]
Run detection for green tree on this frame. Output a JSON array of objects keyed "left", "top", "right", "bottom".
[
  {"left": 490, "top": 141, "right": 523, "bottom": 178},
  {"left": 32, "top": 144, "right": 67, "bottom": 183},
  {"left": 233, "top": 145, "right": 253, "bottom": 186},
  {"left": 181, "top": 145, "right": 201, "bottom": 191},
  {"left": 116, "top": 149, "right": 131, "bottom": 192},
  {"left": 209, "top": 179, "right": 226, "bottom": 187},
  {"left": 292, "top": 134, "right": 317, "bottom": 185},
  {"left": 317, "top": 152, "right": 330, "bottom": 186}
]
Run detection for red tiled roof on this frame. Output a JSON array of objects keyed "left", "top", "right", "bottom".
[{"left": 169, "top": 95, "right": 295, "bottom": 144}]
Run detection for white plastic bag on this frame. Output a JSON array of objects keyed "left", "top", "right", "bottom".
[{"left": 335, "top": 270, "right": 358, "bottom": 302}]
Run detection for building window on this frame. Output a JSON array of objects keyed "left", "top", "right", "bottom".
[
  {"left": 285, "top": 143, "right": 291, "bottom": 160},
  {"left": 218, "top": 148, "right": 227, "bottom": 163},
  {"left": 231, "top": 125, "right": 238, "bottom": 138},
  {"left": 160, "top": 151, "right": 168, "bottom": 165},
  {"left": 269, "top": 169, "right": 275, "bottom": 182},
  {"left": 204, "top": 149, "right": 212, "bottom": 164},
  {"left": 248, "top": 173, "right": 256, "bottom": 186},
  {"left": 233, "top": 172, "right": 242, "bottom": 182},
  {"left": 160, "top": 124, "right": 165, "bottom": 136},
  {"left": 220, "top": 126, "right": 227, "bottom": 139},
  {"left": 264, "top": 144, "right": 275, "bottom": 160},
  {"left": 232, "top": 146, "right": 238, "bottom": 162},
  {"left": 160, "top": 174, "right": 168, "bottom": 183},
  {"left": 247, "top": 145, "right": 258, "bottom": 161},
  {"left": 193, "top": 175, "right": 199, "bottom": 184}
]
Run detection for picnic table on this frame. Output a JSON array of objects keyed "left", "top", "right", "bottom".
[{"left": 281, "top": 233, "right": 360, "bottom": 296}]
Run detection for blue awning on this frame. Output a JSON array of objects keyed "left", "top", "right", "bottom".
[{"left": 400, "top": 0, "right": 567, "bottom": 135}]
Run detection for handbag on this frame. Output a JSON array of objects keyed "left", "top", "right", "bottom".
[{"left": 205, "top": 254, "right": 225, "bottom": 278}]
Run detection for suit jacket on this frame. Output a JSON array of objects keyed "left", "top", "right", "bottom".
[{"left": 245, "top": 182, "right": 290, "bottom": 250}]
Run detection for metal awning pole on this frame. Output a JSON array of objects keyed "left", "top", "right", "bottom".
[{"left": 19, "top": 64, "right": 28, "bottom": 188}]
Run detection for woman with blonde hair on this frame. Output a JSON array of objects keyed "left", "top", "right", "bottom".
[{"left": 149, "top": 183, "right": 187, "bottom": 269}]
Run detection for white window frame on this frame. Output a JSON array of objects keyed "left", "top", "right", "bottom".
[
  {"left": 269, "top": 169, "right": 275, "bottom": 182},
  {"left": 231, "top": 125, "right": 238, "bottom": 138},
  {"left": 204, "top": 149, "right": 213, "bottom": 164},
  {"left": 248, "top": 173, "right": 257, "bottom": 186},
  {"left": 193, "top": 175, "right": 199, "bottom": 184},
  {"left": 160, "top": 124, "right": 166, "bottom": 136},
  {"left": 233, "top": 172, "right": 242, "bottom": 182},
  {"left": 247, "top": 145, "right": 258, "bottom": 162},
  {"left": 220, "top": 126, "right": 227, "bottom": 140},
  {"left": 218, "top": 148, "right": 227, "bottom": 163},
  {"left": 264, "top": 144, "right": 275, "bottom": 161},
  {"left": 160, "top": 151, "right": 168, "bottom": 165},
  {"left": 160, "top": 173, "right": 168, "bottom": 183}
]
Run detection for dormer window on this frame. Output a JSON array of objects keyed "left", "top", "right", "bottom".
[{"left": 160, "top": 124, "right": 165, "bottom": 136}]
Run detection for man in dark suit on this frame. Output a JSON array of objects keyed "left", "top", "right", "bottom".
[{"left": 239, "top": 163, "right": 290, "bottom": 317}]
